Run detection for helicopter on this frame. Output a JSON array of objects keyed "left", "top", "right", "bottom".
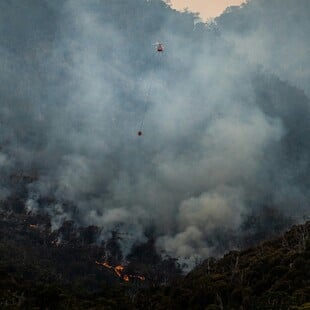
[
  {"left": 137, "top": 42, "right": 165, "bottom": 137},
  {"left": 154, "top": 42, "right": 164, "bottom": 52}
]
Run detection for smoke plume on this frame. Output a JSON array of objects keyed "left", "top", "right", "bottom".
[{"left": 0, "top": 0, "right": 309, "bottom": 265}]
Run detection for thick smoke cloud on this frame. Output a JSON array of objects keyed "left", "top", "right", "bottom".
[
  {"left": 0, "top": 0, "right": 309, "bottom": 265},
  {"left": 217, "top": 0, "right": 310, "bottom": 96}
]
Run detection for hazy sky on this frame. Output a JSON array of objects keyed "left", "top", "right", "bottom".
[{"left": 167, "top": 0, "right": 245, "bottom": 20}]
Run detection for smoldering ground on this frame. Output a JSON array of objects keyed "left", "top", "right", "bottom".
[{"left": 0, "top": 0, "right": 309, "bottom": 266}]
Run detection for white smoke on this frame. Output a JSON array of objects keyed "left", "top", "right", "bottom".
[{"left": 0, "top": 0, "right": 309, "bottom": 265}]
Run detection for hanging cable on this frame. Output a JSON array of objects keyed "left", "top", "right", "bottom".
[{"left": 137, "top": 42, "right": 164, "bottom": 137}]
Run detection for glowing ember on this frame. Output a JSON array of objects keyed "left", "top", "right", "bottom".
[
  {"left": 115, "top": 265, "right": 125, "bottom": 278},
  {"left": 95, "top": 261, "right": 145, "bottom": 282},
  {"left": 102, "top": 262, "right": 112, "bottom": 269}
]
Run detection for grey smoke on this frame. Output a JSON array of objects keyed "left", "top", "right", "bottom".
[
  {"left": 0, "top": 0, "right": 309, "bottom": 264},
  {"left": 217, "top": 0, "right": 310, "bottom": 96}
]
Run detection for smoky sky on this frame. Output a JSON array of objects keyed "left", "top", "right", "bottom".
[
  {"left": 0, "top": 0, "right": 309, "bottom": 265},
  {"left": 216, "top": 0, "right": 310, "bottom": 97}
]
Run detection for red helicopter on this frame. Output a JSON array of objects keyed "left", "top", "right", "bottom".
[{"left": 155, "top": 42, "right": 164, "bottom": 53}]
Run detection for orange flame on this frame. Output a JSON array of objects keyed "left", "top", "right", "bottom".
[
  {"left": 115, "top": 265, "right": 125, "bottom": 278},
  {"left": 95, "top": 261, "right": 145, "bottom": 282},
  {"left": 123, "top": 275, "right": 130, "bottom": 282}
]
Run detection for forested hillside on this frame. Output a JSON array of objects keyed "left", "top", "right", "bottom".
[
  {"left": 136, "top": 222, "right": 310, "bottom": 309},
  {"left": 1, "top": 205, "right": 309, "bottom": 309},
  {"left": 0, "top": 0, "right": 310, "bottom": 308}
]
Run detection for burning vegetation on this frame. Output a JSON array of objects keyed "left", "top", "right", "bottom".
[
  {"left": 1, "top": 204, "right": 309, "bottom": 309},
  {"left": 95, "top": 260, "right": 145, "bottom": 282}
]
